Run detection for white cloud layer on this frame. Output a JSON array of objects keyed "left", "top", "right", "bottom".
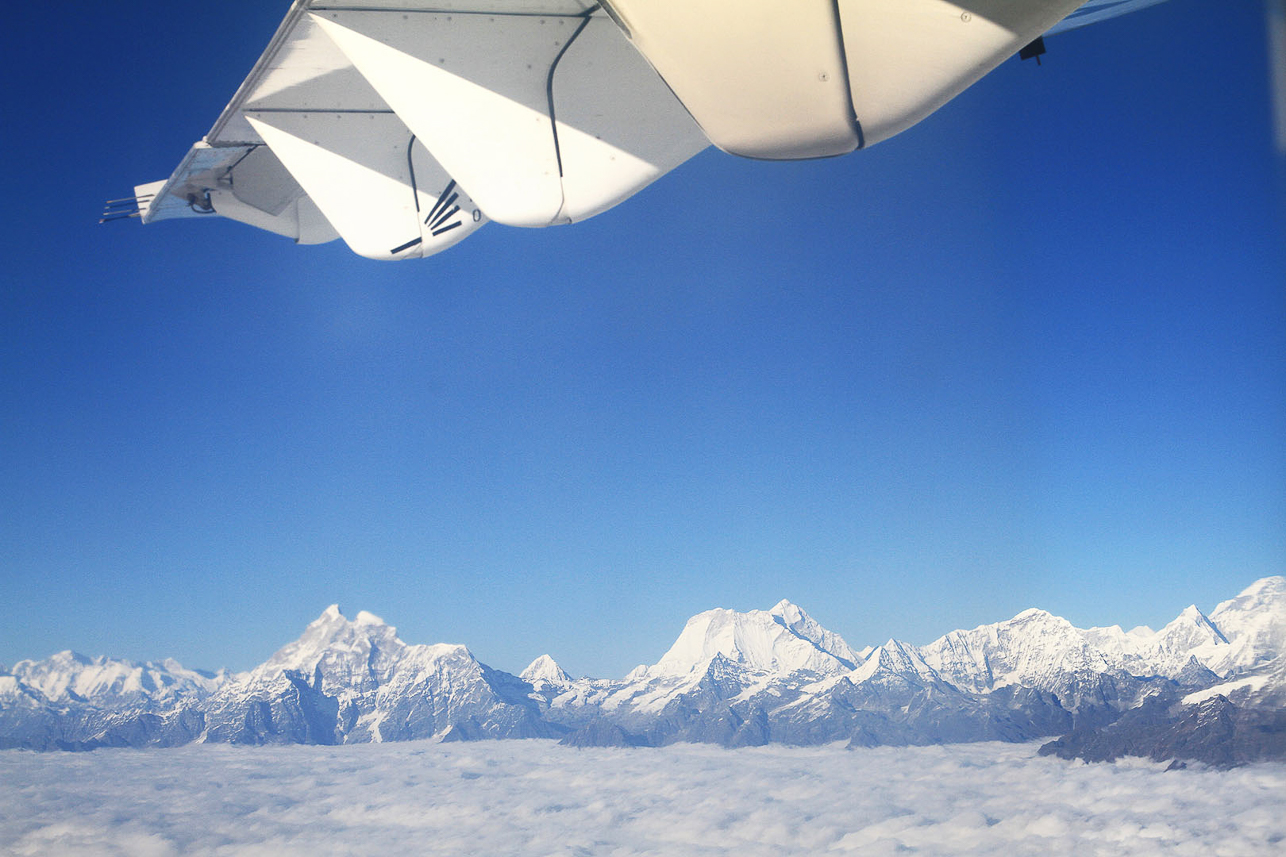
[{"left": 1, "top": 741, "right": 1283, "bottom": 856}]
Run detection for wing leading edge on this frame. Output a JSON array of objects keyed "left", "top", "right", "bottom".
[{"left": 119, "top": 0, "right": 1175, "bottom": 260}]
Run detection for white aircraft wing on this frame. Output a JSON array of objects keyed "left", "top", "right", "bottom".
[{"left": 110, "top": 0, "right": 1177, "bottom": 260}]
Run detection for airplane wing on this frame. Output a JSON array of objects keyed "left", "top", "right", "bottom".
[
  {"left": 109, "top": 0, "right": 1176, "bottom": 260},
  {"left": 1046, "top": 0, "right": 1175, "bottom": 34}
]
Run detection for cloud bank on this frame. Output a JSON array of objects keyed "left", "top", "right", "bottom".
[{"left": 2, "top": 741, "right": 1283, "bottom": 855}]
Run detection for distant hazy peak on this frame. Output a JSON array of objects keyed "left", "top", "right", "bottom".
[
  {"left": 5, "top": 649, "right": 224, "bottom": 705},
  {"left": 522, "top": 654, "right": 572, "bottom": 685}
]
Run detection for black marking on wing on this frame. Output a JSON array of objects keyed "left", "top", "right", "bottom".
[
  {"left": 425, "top": 181, "right": 457, "bottom": 225},
  {"left": 390, "top": 236, "right": 423, "bottom": 254},
  {"left": 429, "top": 205, "right": 461, "bottom": 230},
  {"left": 424, "top": 179, "right": 466, "bottom": 238}
]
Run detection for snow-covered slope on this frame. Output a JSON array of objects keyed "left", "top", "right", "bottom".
[
  {"left": 648, "top": 601, "right": 859, "bottom": 678},
  {"left": 1202, "top": 576, "right": 1286, "bottom": 675},
  {"left": 1182, "top": 656, "right": 1286, "bottom": 709},
  {"left": 917, "top": 608, "right": 1120, "bottom": 699}
]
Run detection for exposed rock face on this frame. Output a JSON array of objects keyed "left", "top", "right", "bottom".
[
  {"left": 1039, "top": 693, "right": 1286, "bottom": 769},
  {"left": 3, "top": 577, "right": 1283, "bottom": 767},
  {"left": 559, "top": 719, "right": 649, "bottom": 748}
]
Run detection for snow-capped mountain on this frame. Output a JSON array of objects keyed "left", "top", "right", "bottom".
[
  {"left": 255, "top": 605, "right": 406, "bottom": 692},
  {"left": 197, "top": 606, "right": 555, "bottom": 746},
  {"left": 521, "top": 655, "right": 572, "bottom": 689},
  {"left": 1202, "top": 576, "right": 1286, "bottom": 675},
  {"left": 1080, "top": 604, "right": 1228, "bottom": 680},
  {"left": 5, "top": 651, "right": 225, "bottom": 708},
  {"left": 918, "top": 608, "right": 1119, "bottom": 698},
  {"left": 648, "top": 599, "right": 860, "bottom": 678},
  {"left": 0, "top": 652, "right": 226, "bottom": 751},
  {"left": 2, "top": 576, "right": 1283, "bottom": 766}
]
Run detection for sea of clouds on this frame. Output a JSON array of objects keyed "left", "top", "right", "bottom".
[{"left": 1, "top": 740, "right": 1283, "bottom": 856}]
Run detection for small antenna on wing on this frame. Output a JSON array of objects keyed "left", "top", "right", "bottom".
[{"left": 1019, "top": 36, "right": 1047, "bottom": 66}]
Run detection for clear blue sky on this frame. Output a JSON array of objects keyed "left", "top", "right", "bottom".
[{"left": 2, "top": 1, "right": 1282, "bottom": 678}]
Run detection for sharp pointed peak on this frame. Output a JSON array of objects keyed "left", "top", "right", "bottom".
[{"left": 521, "top": 654, "right": 572, "bottom": 684}]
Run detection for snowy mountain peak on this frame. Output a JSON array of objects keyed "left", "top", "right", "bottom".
[
  {"left": 918, "top": 607, "right": 1103, "bottom": 694},
  {"left": 1202, "top": 576, "right": 1286, "bottom": 675},
  {"left": 1233, "top": 576, "right": 1285, "bottom": 600},
  {"left": 853, "top": 639, "right": 938, "bottom": 685},
  {"left": 770, "top": 599, "right": 802, "bottom": 619},
  {"left": 650, "top": 603, "right": 857, "bottom": 678},
  {"left": 1111, "top": 604, "right": 1231, "bottom": 677},
  {"left": 769, "top": 600, "right": 862, "bottom": 668},
  {"left": 522, "top": 654, "right": 572, "bottom": 686},
  {"left": 257, "top": 605, "right": 407, "bottom": 691},
  {"left": 1211, "top": 576, "right": 1286, "bottom": 634},
  {"left": 1159, "top": 605, "right": 1227, "bottom": 644}
]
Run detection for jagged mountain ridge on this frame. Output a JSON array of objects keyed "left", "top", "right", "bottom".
[{"left": 2, "top": 577, "right": 1283, "bottom": 764}]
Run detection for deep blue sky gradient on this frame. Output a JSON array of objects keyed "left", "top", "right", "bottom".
[{"left": 2, "top": 1, "right": 1283, "bottom": 677}]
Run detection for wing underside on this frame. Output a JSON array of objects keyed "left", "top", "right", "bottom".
[
  {"left": 122, "top": 0, "right": 1175, "bottom": 260},
  {"left": 134, "top": 1, "right": 709, "bottom": 259}
]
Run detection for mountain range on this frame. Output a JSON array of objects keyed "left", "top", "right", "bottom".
[{"left": 3, "top": 577, "right": 1283, "bottom": 767}]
